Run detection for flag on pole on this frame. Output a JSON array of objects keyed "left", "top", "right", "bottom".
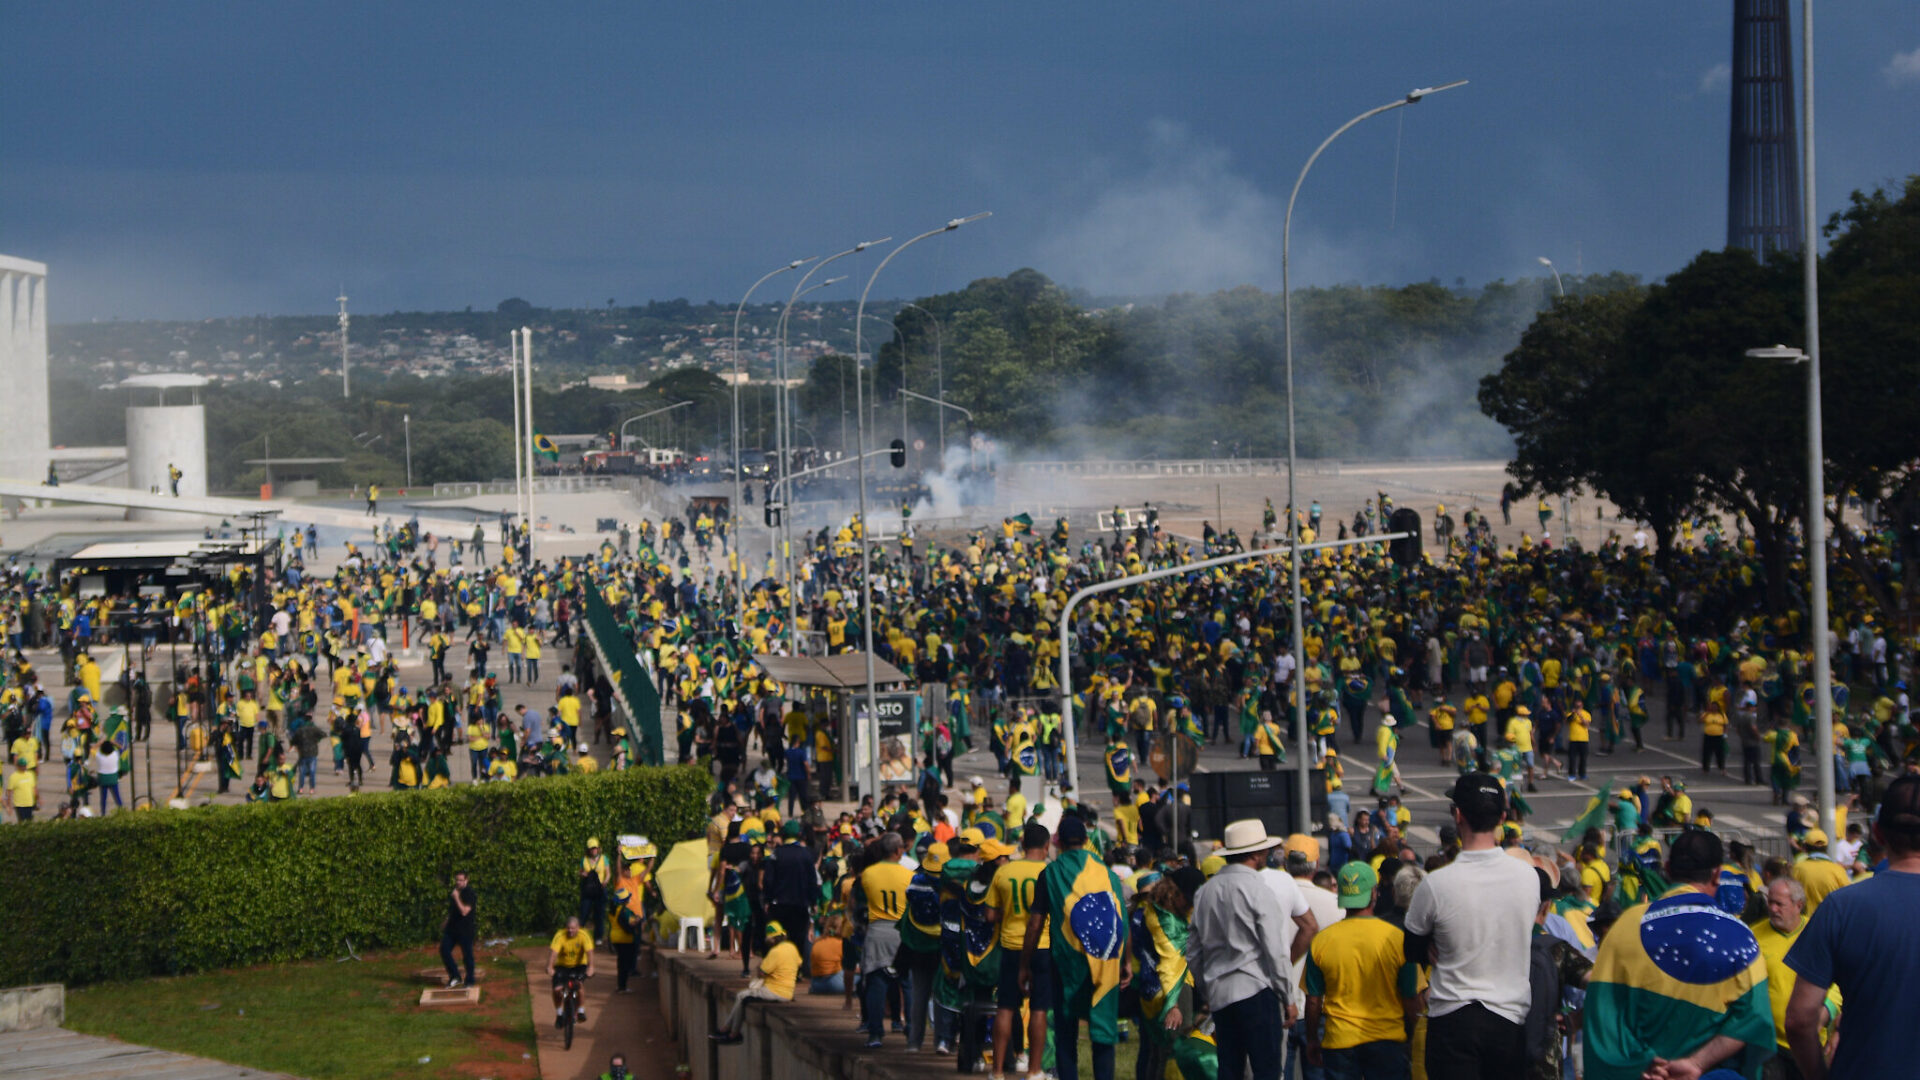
[
  {"left": 533, "top": 433, "right": 560, "bottom": 461},
  {"left": 1561, "top": 792, "right": 1611, "bottom": 843}
]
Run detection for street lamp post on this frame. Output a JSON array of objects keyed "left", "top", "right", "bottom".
[
  {"left": 1282, "top": 82, "right": 1464, "bottom": 831},
  {"left": 900, "top": 304, "right": 944, "bottom": 461},
  {"left": 733, "top": 258, "right": 816, "bottom": 625},
  {"left": 770, "top": 275, "right": 849, "bottom": 638},
  {"left": 1748, "top": 346, "right": 1834, "bottom": 840},
  {"left": 1537, "top": 256, "right": 1565, "bottom": 298},
  {"left": 403, "top": 414, "right": 412, "bottom": 489},
  {"left": 858, "top": 313, "right": 907, "bottom": 466},
  {"left": 618, "top": 400, "right": 693, "bottom": 449},
  {"left": 1799, "top": 0, "right": 1831, "bottom": 843},
  {"left": 853, "top": 213, "right": 989, "bottom": 799}
]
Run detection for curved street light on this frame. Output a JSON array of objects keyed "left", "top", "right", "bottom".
[
  {"left": 1537, "top": 256, "right": 1565, "bottom": 298},
  {"left": 1281, "top": 82, "right": 1464, "bottom": 831},
  {"left": 730, "top": 258, "right": 815, "bottom": 623},
  {"left": 899, "top": 303, "right": 945, "bottom": 459},
  {"left": 852, "top": 213, "right": 989, "bottom": 797}
]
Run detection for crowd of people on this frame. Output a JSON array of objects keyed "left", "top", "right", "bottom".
[{"left": 4, "top": 488, "right": 1918, "bottom": 1080}]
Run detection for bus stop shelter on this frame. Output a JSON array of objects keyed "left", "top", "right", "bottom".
[{"left": 751, "top": 653, "right": 914, "bottom": 800}]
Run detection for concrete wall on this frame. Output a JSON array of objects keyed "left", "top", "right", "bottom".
[
  {"left": 125, "top": 403, "right": 208, "bottom": 521},
  {"left": 657, "top": 953, "right": 922, "bottom": 1080},
  {"left": 0, "top": 984, "right": 65, "bottom": 1032},
  {"left": 0, "top": 255, "right": 51, "bottom": 485}
]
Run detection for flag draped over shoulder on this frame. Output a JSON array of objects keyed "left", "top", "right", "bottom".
[
  {"left": 1129, "top": 901, "right": 1190, "bottom": 1025},
  {"left": 1042, "top": 847, "right": 1128, "bottom": 1043},
  {"left": 533, "top": 433, "right": 560, "bottom": 461},
  {"left": 1582, "top": 890, "right": 1773, "bottom": 1080}
]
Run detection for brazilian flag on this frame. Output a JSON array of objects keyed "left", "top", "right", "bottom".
[
  {"left": 1129, "top": 900, "right": 1190, "bottom": 1026},
  {"left": 1561, "top": 792, "right": 1611, "bottom": 843},
  {"left": 1178, "top": 709, "right": 1206, "bottom": 749},
  {"left": 1583, "top": 890, "right": 1772, "bottom": 1080},
  {"left": 1009, "top": 512, "right": 1034, "bottom": 534},
  {"left": 1039, "top": 847, "right": 1127, "bottom": 1044},
  {"left": 1165, "top": 1028, "right": 1218, "bottom": 1080},
  {"left": 533, "top": 432, "right": 560, "bottom": 462},
  {"left": 98, "top": 709, "right": 133, "bottom": 779}
]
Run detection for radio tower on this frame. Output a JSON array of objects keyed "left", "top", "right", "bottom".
[
  {"left": 336, "top": 291, "right": 351, "bottom": 398},
  {"left": 1727, "top": 0, "right": 1802, "bottom": 254}
]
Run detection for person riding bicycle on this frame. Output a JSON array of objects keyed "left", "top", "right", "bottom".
[{"left": 548, "top": 914, "right": 596, "bottom": 1027}]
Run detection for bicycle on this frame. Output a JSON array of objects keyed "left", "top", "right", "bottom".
[{"left": 559, "top": 970, "right": 588, "bottom": 1050}]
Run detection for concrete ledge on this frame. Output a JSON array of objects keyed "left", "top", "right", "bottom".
[
  {"left": 657, "top": 952, "right": 930, "bottom": 1080},
  {"left": 0, "top": 984, "right": 65, "bottom": 1032}
]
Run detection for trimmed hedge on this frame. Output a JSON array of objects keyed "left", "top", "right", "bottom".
[{"left": 0, "top": 765, "right": 712, "bottom": 986}]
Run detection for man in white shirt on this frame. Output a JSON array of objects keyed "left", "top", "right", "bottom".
[
  {"left": 1190, "top": 820, "right": 1318, "bottom": 1080},
  {"left": 1404, "top": 773, "right": 1538, "bottom": 1080}
]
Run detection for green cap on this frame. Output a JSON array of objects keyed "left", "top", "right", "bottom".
[
  {"left": 1335, "top": 861, "right": 1378, "bottom": 910},
  {"left": 781, "top": 819, "right": 802, "bottom": 838}
]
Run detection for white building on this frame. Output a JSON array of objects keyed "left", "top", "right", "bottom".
[{"left": 0, "top": 255, "right": 51, "bottom": 483}]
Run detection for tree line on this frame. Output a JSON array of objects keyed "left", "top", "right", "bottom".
[{"left": 1478, "top": 177, "right": 1920, "bottom": 614}]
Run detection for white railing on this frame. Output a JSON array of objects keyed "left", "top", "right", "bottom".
[
  {"left": 431, "top": 476, "right": 617, "bottom": 497},
  {"left": 1011, "top": 457, "right": 1342, "bottom": 478}
]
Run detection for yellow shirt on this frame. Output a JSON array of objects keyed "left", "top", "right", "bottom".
[
  {"left": 236, "top": 698, "right": 260, "bottom": 730},
  {"left": 987, "top": 858, "right": 1049, "bottom": 950},
  {"left": 1304, "top": 916, "right": 1416, "bottom": 1049},
  {"left": 859, "top": 862, "right": 913, "bottom": 923},
  {"left": 1754, "top": 916, "right": 1839, "bottom": 1049},
  {"left": 1504, "top": 716, "right": 1534, "bottom": 753},
  {"left": 1791, "top": 855, "right": 1850, "bottom": 914},
  {"left": 557, "top": 695, "right": 582, "bottom": 729},
  {"left": 1701, "top": 710, "right": 1728, "bottom": 738},
  {"left": 7, "top": 767, "right": 37, "bottom": 808},
  {"left": 10, "top": 736, "right": 39, "bottom": 769},
  {"left": 549, "top": 928, "right": 594, "bottom": 967},
  {"left": 1567, "top": 710, "right": 1590, "bottom": 742},
  {"left": 760, "top": 940, "right": 801, "bottom": 999}
]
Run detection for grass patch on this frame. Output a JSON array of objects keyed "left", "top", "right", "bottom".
[{"left": 66, "top": 942, "right": 540, "bottom": 1079}]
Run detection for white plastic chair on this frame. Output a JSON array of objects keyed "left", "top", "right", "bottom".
[{"left": 676, "top": 915, "right": 709, "bottom": 952}]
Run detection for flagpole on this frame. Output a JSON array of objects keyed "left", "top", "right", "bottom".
[{"left": 522, "top": 326, "right": 536, "bottom": 558}]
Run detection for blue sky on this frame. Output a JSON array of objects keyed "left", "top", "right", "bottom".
[{"left": 4, "top": 2, "right": 1917, "bottom": 320}]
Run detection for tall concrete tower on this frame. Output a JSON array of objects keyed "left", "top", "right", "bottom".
[
  {"left": 121, "top": 374, "right": 209, "bottom": 521},
  {"left": 0, "top": 255, "right": 51, "bottom": 483},
  {"left": 1727, "top": 0, "right": 1802, "bottom": 255}
]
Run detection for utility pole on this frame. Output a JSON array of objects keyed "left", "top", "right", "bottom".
[{"left": 336, "top": 292, "right": 350, "bottom": 398}]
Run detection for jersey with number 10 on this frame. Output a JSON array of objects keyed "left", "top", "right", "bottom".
[{"left": 988, "top": 858, "right": 1050, "bottom": 950}]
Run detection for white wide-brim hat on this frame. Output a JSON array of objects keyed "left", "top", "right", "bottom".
[{"left": 1215, "top": 818, "right": 1284, "bottom": 859}]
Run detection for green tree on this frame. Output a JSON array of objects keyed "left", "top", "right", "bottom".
[{"left": 1820, "top": 177, "right": 1920, "bottom": 613}]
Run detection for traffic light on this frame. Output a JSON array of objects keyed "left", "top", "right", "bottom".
[
  {"left": 889, "top": 438, "right": 906, "bottom": 468},
  {"left": 1388, "top": 508, "right": 1423, "bottom": 567},
  {"left": 607, "top": 429, "right": 618, "bottom": 450},
  {"left": 764, "top": 503, "right": 781, "bottom": 528}
]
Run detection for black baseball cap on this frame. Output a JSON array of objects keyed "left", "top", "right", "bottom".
[{"left": 1449, "top": 772, "right": 1505, "bottom": 818}]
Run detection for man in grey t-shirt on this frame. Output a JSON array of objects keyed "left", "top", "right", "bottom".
[{"left": 1403, "top": 772, "right": 1538, "bottom": 1080}]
